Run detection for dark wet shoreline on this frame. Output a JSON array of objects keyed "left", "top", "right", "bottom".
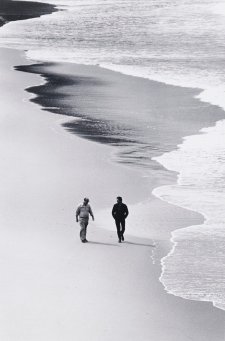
[{"left": 15, "top": 61, "right": 225, "bottom": 166}]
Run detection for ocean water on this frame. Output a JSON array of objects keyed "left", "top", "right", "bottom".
[
  {"left": 0, "top": 0, "right": 225, "bottom": 107},
  {"left": 153, "top": 120, "right": 225, "bottom": 310},
  {"left": 1, "top": 0, "right": 225, "bottom": 310}
]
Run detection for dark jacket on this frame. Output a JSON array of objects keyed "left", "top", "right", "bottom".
[{"left": 112, "top": 203, "right": 129, "bottom": 220}]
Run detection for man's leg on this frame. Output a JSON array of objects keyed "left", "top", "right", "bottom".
[
  {"left": 121, "top": 219, "right": 125, "bottom": 241},
  {"left": 80, "top": 219, "right": 88, "bottom": 242},
  {"left": 115, "top": 219, "right": 121, "bottom": 242}
]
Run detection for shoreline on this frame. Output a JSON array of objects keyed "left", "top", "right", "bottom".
[
  {"left": 1, "top": 0, "right": 225, "bottom": 337},
  {"left": 17, "top": 50, "right": 225, "bottom": 316},
  {"left": 16, "top": 60, "right": 225, "bottom": 150},
  {"left": 14, "top": 54, "right": 225, "bottom": 239},
  {"left": 7, "top": 45, "right": 225, "bottom": 276},
  {"left": 153, "top": 118, "right": 225, "bottom": 311},
  {"left": 1, "top": 46, "right": 225, "bottom": 339}
]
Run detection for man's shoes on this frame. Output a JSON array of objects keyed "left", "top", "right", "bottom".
[
  {"left": 121, "top": 235, "right": 124, "bottom": 241},
  {"left": 81, "top": 239, "right": 88, "bottom": 243},
  {"left": 118, "top": 239, "right": 121, "bottom": 243}
]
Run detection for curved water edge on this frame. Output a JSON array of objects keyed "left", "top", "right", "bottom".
[
  {"left": 21, "top": 56, "right": 225, "bottom": 311},
  {"left": 152, "top": 116, "right": 225, "bottom": 312},
  {"left": 11, "top": 51, "right": 225, "bottom": 312},
  {"left": 10, "top": 47, "right": 225, "bottom": 313},
  {"left": 158, "top": 221, "right": 225, "bottom": 311}
]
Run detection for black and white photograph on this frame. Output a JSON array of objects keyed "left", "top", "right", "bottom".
[{"left": 1, "top": 0, "right": 225, "bottom": 340}]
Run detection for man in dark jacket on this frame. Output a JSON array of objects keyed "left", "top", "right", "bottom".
[{"left": 112, "top": 196, "right": 129, "bottom": 243}]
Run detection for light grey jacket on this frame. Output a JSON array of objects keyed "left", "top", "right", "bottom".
[{"left": 76, "top": 203, "right": 94, "bottom": 220}]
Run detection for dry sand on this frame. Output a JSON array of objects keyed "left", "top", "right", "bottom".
[{"left": 1, "top": 47, "right": 225, "bottom": 340}]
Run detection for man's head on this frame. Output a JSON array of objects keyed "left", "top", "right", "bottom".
[
  {"left": 83, "top": 197, "right": 89, "bottom": 205},
  {"left": 117, "top": 196, "right": 122, "bottom": 203}
]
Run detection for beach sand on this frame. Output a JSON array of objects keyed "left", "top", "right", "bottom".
[{"left": 1, "top": 47, "right": 225, "bottom": 340}]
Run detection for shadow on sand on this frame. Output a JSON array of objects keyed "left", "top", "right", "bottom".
[
  {"left": 123, "top": 241, "right": 155, "bottom": 247},
  {"left": 88, "top": 241, "right": 119, "bottom": 247},
  {"left": 88, "top": 240, "right": 155, "bottom": 247}
]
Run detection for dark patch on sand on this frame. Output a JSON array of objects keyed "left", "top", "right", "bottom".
[
  {"left": 15, "top": 63, "right": 143, "bottom": 146},
  {"left": 15, "top": 62, "right": 225, "bottom": 169}
]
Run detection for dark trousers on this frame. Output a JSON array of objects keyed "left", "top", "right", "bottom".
[
  {"left": 79, "top": 218, "right": 89, "bottom": 241},
  {"left": 115, "top": 219, "right": 125, "bottom": 239}
]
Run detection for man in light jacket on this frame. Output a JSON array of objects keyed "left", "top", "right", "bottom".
[{"left": 76, "top": 197, "right": 94, "bottom": 243}]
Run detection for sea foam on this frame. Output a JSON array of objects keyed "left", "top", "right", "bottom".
[{"left": 153, "top": 119, "right": 225, "bottom": 310}]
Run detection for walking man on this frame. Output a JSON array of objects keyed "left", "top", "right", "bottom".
[
  {"left": 76, "top": 197, "right": 94, "bottom": 243},
  {"left": 112, "top": 196, "right": 129, "bottom": 243}
]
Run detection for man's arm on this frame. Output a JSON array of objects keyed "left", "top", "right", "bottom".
[
  {"left": 124, "top": 204, "right": 129, "bottom": 218},
  {"left": 112, "top": 204, "right": 116, "bottom": 219},
  {"left": 89, "top": 206, "right": 94, "bottom": 221},
  {"left": 76, "top": 206, "right": 80, "bottom": 222}
]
